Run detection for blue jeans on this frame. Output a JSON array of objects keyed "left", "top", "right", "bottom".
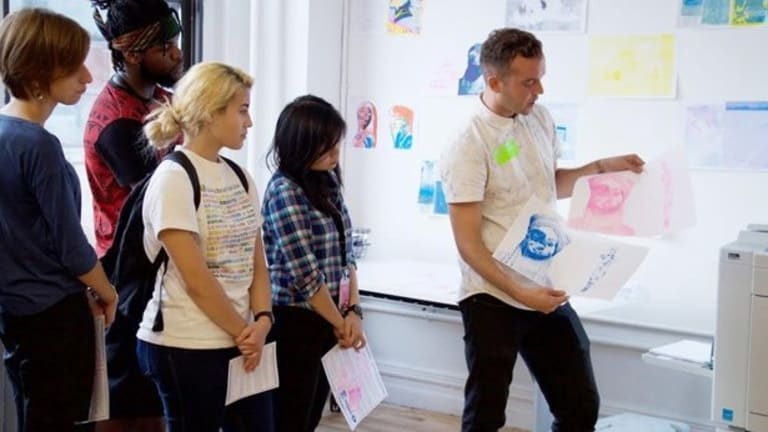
[
  {"left": 136, "top": 340, "right": 274, "bottom": 432},
  {"left": 460, "top": 294, "right": 600, "bottom": 432}
]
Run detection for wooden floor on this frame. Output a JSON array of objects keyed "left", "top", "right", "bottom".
[{"left": 317, "top": 404, "right": 528, "bottom": 432}]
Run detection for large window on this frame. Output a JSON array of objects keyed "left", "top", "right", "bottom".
[{"left": 3, "top": 0, "right": 201, "bottom": 161}]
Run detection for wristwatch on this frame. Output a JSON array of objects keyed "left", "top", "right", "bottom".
[
  {"left": 343, "top": 304, "right": 363, "bottom": 320},
  {"left": 253, "top": 310, "right": 275, "bottom": 325}
]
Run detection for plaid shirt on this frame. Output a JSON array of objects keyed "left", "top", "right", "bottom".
[{"left": 262, "top": 170, "right": 355, "bottom": 307}]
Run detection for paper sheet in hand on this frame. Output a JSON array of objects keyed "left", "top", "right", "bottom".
[
  {"left": 78, "top": 315, "right": 109, "bottom": 423},
  {"left": 493, "top": 196, "right": 648, "bottom": 300},
  {"left": 225, "top": 342, "right": 278, "bottom": 406},
  {"left": 568, "top": 148, "right": 695, "bottom": 236},
  {"left": 321, "top": 343, "right": 388, "bottom": 430}
]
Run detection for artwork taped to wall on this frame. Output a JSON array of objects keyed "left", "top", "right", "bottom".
[
  {"left": 417, "top": 160, "right": 448, "bottom": 216},
  {"left": 686, "top": 102, "right": 768, "bottom": 171},
  {"left": 545, "top": 103, "right": 579, "bottom": 161},
  {"left": 505, "top": 0, "right": 589, "bottom": 32},
  {"left": 390, "top": 104, "right": 414, "bottom": 150},
  {"left": 494, "top": 196, "right": 648, "bottom": 300},
  {"left": 387, "top": 0, "right": 424, "bottom": 35},
  {"left": 349, "top": 99, "right": 378, "bottom": 149},
  {"left": 457, "top": 42, "right": 485, "bottom": 96},
  {"left": 678, "top": 0, "right": 768, "bottom": 27},
  {"left": 588, "top": 34, "right": 677, "bottom": 98}
]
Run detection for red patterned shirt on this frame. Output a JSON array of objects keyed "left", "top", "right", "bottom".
[{"left": 84, "top": 79, "right": 172, "bottom": 257}]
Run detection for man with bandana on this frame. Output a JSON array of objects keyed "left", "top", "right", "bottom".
[{"left": 83, "top": 1, "right": 183, "bottom": 431}]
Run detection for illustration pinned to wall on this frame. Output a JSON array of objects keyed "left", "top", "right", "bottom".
[
  {"left": 730, "top": 0, "right": 767, "bottom": 25},
  {"left": 417, "top": 160, "right": 448, "bottom": 216},
  {"left": 494, "top": 196, "right": 649, "bottom": 300},
  {"left": 685, "top": 104, "right": 724, "bottom": 168},
  {"left": 567, "top": 148, "right": 696, "bottom": 236},
  {"left": 386, "top": 0, "right": 423, "bottom": 35},
  {"left": 686, "top": 102, "right": 768, "bottom": 170},
  {"left": 352, "top": 101, "right": 378, "bottom": 149},
  {"left": 678, "top": 0, "right": 766, "bottom": 26},
  {"left": 417, "top": 160, "right": 436, "bottom": 210},
  {"left": 588, "top": 34, "right": 677, "bottom": 98},
  {"left": 505, "top": 0, "right": 589, "bottom": 32},
  {"left": 457, "top": 43, "right": 485, "bottom": 95},
  {"left": 545, "top": 103, "right": 579, "bottom": 160},
  {"left": 390, "top": 105, "right": 414, "bottom": 150}
]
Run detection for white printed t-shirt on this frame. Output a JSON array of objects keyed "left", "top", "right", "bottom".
[
  {"left": 440, "top": 97, "right": 561, "bottom": 310},
  {"left": 137, "top": 149, "right": 261, "bottom": 349}
]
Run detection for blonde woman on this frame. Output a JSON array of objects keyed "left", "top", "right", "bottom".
[
  {"left": 0, "top": 8, "right": 117, "bottom": 431},
  {"left": 136, "top": 62, "right": 274, "bottom": 432}
]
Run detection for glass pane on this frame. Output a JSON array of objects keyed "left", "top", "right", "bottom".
[{"left": 7, "top": 0, "right": 183, "bottom": 159}]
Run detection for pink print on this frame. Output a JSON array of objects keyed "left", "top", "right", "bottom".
[
  {"left": 569, "top": 173, "right": 637, "bottom": 236},
  {"left": 353, "top": 101, "right": 377, "bottom": 149}
]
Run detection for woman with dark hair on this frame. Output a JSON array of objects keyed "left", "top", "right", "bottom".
[
  {"left": 0, "top": 8, "right": 117, "bottom": 431},
  {"left": 262, "top": 95, "right": 366, "bottom": 431}
]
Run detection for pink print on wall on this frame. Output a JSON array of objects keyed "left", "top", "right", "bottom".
[{"left": 353, "top": 101, "right": 377, "bottom": 149}]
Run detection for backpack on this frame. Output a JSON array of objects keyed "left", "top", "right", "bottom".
[{"left": 101, "top": 150, "right": 249, "bottom": 332}]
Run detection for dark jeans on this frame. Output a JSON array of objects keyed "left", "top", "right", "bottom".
[
  {"left": 268, "top": 305, "right": 337, "bottom": 432},
  {"left": 460, "top": 294, "right": 600, "bottom": 432},
  {"left": 0, "top": 291, "right": 95, "bottom": 432},
  {"left": 136, "top": 340, "right": 274, "bottom": 432}
]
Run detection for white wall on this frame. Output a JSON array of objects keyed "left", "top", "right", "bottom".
[{"left": 341, "top": 0, "right": 768, "bottom": 336}]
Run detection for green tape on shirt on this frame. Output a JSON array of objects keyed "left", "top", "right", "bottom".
[{"left": 495, "top": 139, "right": 520, "bottom": 165}]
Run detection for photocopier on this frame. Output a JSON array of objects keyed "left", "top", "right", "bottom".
[{"left": 712, "top": 224, "right": 768, "bottom": 431}]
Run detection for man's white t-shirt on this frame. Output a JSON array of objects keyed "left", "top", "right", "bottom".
[
  {"left": 440, "top": 97, "right": 561, "bottom": 309},
  {"left": 137, "top": 149, "right": 262, "bottom": 349}
]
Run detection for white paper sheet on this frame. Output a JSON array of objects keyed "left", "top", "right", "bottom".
[
  {"left": 494, "top": 197, "right": 648, "bottom": 300},
  {"left": 80, "top": 315, "right": 109, "bottom": 423},
  {"left": 568, "top": 148, "right": 696, "bottom": 236},
  {"left": 225, "top": 342, "right": 278, "bottom": 406},
  {"left": 321, "top": 343, "right": 388, "bottom": 430}
]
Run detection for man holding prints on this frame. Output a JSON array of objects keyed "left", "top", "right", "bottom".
[{"left": 441, "top": 27, "right": 644, "bottom": 431}]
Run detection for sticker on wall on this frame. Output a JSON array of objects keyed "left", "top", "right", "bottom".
[
  {"left": 433, "top": 181, "right": 448, "bottom": 215},
  {"left": 457, "top": 43, "right": 485, "bottom": 96},
  {"left": 386, "top": 0, "right": 423, "bottom": 35},
  {"left": 390, "top": 105, "right": 414, "bottom": 150},
  {"left": 352, "top": 101, "right": 378, "bottom": 149}
]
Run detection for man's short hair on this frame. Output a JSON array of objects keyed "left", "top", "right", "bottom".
[{"left": 480, "top": 27, "right": 543, "bottom": 78}]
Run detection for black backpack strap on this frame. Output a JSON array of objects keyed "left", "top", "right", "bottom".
[
  {"left": 221, "top": 156, "right": 249, "bottom": 192},
  {"left": 166, "top": 150, "right": 201, "bottom": 208},
  {"left": 151, "top": 150, "right": 202, "bottom": 332}
]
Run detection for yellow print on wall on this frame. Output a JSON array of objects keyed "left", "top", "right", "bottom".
[{"left": 588, "top": 34, "right": 676, "bottom": 98}]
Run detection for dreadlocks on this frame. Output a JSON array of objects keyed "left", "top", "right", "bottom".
[{"left": 91, "top": 0, "right": 181, "bottom": 72}]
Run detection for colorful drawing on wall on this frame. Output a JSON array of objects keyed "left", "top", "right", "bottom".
[
  {"left": 505, "top": 0, "right": 588, "bottom": 32},
  {"left": 545, "top": 103, "right": 579, "bottom": 160},
  {"left": 588, "top": 34, "right": 677, "bottom": 98},
  {"left": 686, "top": 102, "right": 768, "bottom": 170},
  {"left": 417, "top": 160, "right": 436, "bottom": 209},
  {"left": 685, "top": 104, "right": 725, "bottom": 168},
  {"left": 352, "top": 101, "right": 377, "bottom": 149},
  {"left": 494, "top": 196, "right": 648, "bottom": 300},
  {"left": 416, "top": 160, "right": 448, "bottom": 216},
  {"left": 390, "top": 105, "right": 414, "bottom": 150},
  {"left": 433, "top": 181, "right": 448, "bottom": 215},
  {"left": 569, "top": 173, "right": 638, "bottom": 236},
  {"left": 721, "top": 102, "right": 768, "bottom": 169},
  {"left": 567, "top": 148, "right": 696, "bottom": 236},
  {"left": 730, "top": 0, "right": 767, "bottom": 25},
  {"left": 679, "top": 0, "right": 745, "bottom": 26},
  {"left": 457, "top": 43, "right": 485, "bottom": 95},
  {"left": 386, "top": 0, "right": 423, "bottom": 35}
]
